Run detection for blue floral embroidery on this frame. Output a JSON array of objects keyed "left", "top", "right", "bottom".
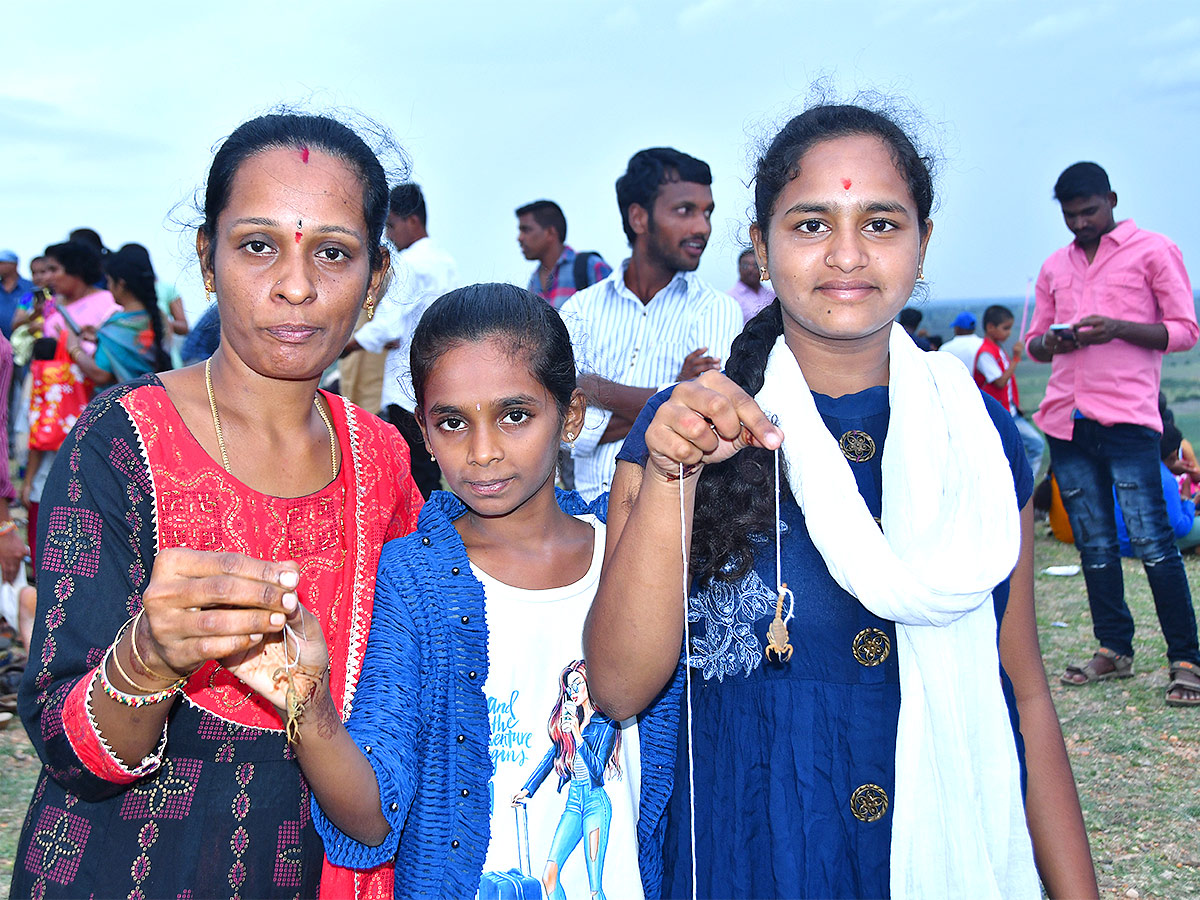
[{"left": 687, "top": 567, "right": 775, "bottom": 681}]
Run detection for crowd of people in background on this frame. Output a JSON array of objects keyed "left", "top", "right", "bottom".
[
  {"left": 0, "top": 235, "right": 180, "bottom": 652},
  {"left": 0, "top": 97, "right": 1195, "bottom": 900}
]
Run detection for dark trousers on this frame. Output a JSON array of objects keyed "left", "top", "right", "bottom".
[
  {"left": 387, "top": 404, "right": 441, "bottom": 499},
  {"left": 1047, "top": 419, "right": 1200, "bottom": 664}
]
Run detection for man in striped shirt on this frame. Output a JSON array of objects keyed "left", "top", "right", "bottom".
[{"left": 560, "top": 147, "right": 743, "bottom": 501}]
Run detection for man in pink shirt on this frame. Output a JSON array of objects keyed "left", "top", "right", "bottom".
[
  {"left": 728, "top": 247, "right": 775, "bottom": 322},
  {"left": 1027, "top": 161, "right": 1200, "bottom": 707}
]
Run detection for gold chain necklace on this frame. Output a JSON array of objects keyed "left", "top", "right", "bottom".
[{"left": 205, "top": 358, "right": 337, "bottom": 477}]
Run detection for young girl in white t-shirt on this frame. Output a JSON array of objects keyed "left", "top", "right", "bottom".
[{"left": 245, "top": 283, "right": 648, "bottom": 899}]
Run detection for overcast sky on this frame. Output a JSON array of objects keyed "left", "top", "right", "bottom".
[{"left": 4, "top": 0, "right": 1200, "bottom": 325}]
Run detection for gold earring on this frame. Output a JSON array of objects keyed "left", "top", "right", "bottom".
[
  {"left": 917, "top": 264, "right": 925, "bottom": 282},
  {"left": 565, "top": 432, "right": 576, "bottom": 443},
  {"left": 429, "top": 452, "right": 436, "bottom": 462},
  {"left": 364, "top": 294, "right": 376, "bottom": 320},
  {"left": 759, "top": 267, "right": 769, "bottom": 282},
  {"left": 204, "top": 281, "right": 215, "bottom": 303}
]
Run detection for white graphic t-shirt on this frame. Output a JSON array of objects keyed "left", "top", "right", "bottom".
[{"left": 475, "top": 516, "right": 643, "bottom": 898}]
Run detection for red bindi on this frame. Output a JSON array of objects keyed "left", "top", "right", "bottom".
[
  {"left": 300, "top": 146, "right": 310, "bottom": 163},
  {"left": 295, "top": 231, "right": 303, "bottom": 243},
  {"left": 841, "top": 178, "right": 852, "bottom": 190}
]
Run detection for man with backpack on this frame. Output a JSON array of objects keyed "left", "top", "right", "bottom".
[{"left": 516, "top": 200, "right": 611, "bottom": 308}]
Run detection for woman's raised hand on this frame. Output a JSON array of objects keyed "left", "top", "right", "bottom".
[
  {"left": 134, "top": 548, "right": 308, "bottom": 679},
  {"left": 643, "top": 371, "right": 783, "bottom": 481}
]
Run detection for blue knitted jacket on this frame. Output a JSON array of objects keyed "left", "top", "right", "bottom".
[{"left": 312, "top": 488, "right": 684, "bottom": 898}]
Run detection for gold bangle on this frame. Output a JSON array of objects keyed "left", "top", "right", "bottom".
[
  {"left": 110, "top": 617, "right": 185, "bottom": 693},
  {"left": 108, "top": 636, "right": 172, "bottom": 695},
  {"left": 129, "top": 609, "right": 188, "bottom": 682}
]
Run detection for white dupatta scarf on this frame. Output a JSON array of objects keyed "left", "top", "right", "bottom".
[{"left": 754, "top": 323, "right": 1039, "bottom": 899}]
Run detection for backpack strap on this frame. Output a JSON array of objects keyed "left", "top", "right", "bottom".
[{"left": 573, "top": 251, "right": 598, "bottom": 289}]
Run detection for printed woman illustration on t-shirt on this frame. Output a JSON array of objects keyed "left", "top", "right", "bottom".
[{"left": 512, "top": 659, "right": 622, "bottom": 900}]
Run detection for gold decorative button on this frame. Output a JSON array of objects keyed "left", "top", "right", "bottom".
[
  {"left": 839, "top": 430, "right": 876, "bottom": 462},
  {"left": 852, "top": 628, "right": 891, "bottom": 667},
  {"left": 850, "top": 783, "right": 889, "bottom": 822}
]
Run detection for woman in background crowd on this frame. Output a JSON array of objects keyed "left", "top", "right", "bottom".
[{"left": 64, "top": 243, "right": 172, "bottom": 385}]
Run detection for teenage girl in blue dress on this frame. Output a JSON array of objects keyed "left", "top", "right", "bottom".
[{"left": 583, "top": 104, "right": 1098, "bottom": 899}]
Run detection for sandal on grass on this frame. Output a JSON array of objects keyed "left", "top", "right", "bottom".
[
  {"left": 1061, "top": 647, "right": 1133, "bottom": 685},
  {"left": 1165, "top": 661, "right": 1200, "bottom": 708}
]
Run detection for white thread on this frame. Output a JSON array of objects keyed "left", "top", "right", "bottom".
[
  {"left": 774, "top": 444, "right": 782, "bottom": 592},
  {"left": 774, "top": 446, "right": 795, "bottom": 621},
  {"left": 281, "top": 623, "right": 299, "bottom": 673},
  {"left": 679, "top": 461, "right": 697, "bottom": 900}
]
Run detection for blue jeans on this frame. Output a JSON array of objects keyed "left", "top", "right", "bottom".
[
  {"left": 1048, "top": 419, "right": 1200, "bottom": 664},
  {"left": 545, "top": 777, "right": 612, "bottom": 900},
  {"left": 1013, "top": 413, "right": 1047, "bottom": 481}
]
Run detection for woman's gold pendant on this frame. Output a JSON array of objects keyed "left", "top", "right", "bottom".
[{"left": 764, "top": 583, "right": 793, "bottom": 662}]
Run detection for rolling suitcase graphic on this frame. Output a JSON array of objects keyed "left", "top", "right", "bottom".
[{"left": 479, "top": 803, "right": 541, "bottom": 899}]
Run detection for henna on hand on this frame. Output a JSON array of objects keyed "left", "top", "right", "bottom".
[{"left": 308, "top": 683, "right": 341, "bottom": 741}]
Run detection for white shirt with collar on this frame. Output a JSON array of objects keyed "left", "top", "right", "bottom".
[
  {"left": 559, "top": 260, "right": 743, "bottom": 501},
  {"left": 354, "top": 236, "right": 458, "bottom": 413}
]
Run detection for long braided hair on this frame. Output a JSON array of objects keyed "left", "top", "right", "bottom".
[
  {"left": 690, "top": 301, "right": 784, "bottom": 584},
  {"left": 104, "top": 245, "right": 173, "bottom": 373},
  {"left": 688, "top": 103, "right": 935, "bottom": 585}
]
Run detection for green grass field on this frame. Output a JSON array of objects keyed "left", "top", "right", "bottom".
[{"left": 1035, "top": 536, "right": 1200, "bottom": 899}]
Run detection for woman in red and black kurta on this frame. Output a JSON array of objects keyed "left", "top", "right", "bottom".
[{"left": 11, "top": 113, "right": 421, "bottom": 900}]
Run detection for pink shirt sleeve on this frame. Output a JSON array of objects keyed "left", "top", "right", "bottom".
[
  {"left": 1026, "top": 262, "right": 1058, "bottom": 350},
  {"left": 1151, "top": 242, "right": 1199, "bottom": 353}
]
